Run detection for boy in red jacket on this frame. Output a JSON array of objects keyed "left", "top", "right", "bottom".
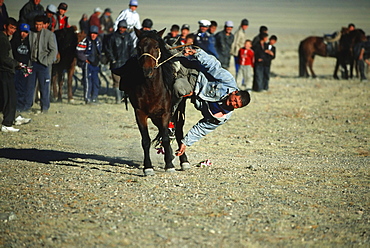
[{"left": 236, "top": 39, "right": 254, "bottom": 90}]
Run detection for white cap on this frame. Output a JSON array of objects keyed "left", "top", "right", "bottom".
[
  {"left": 94, "top": 7, "right": 103, "bottom": 13},
  {"left": 198, "top": 20, "right": 211, "bottom": 27},
  {"left": 225, "top": 20, "right": 234, "bottom": 27},
  {"left": 47, "top": 4, "right": 58, "bottom": 14}
]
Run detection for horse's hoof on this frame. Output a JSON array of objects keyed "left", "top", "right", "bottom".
[
  {"left": 181, "top": 162, "right": 191, "bottom": 171},
  {"left": 68, "top": 99, "right": 75, "bottom": 104},
  {"left": 144, "top": 168, "right": 155, "bottom": 176},
  {"left": 165, "top": 168, "right": 176, "bottom": 173}
]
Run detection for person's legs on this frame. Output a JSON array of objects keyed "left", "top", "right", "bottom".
[
  {"left": 1, "top": 71, "right": 17, "bottom": 127},
  {"left": 14, "top": 70, "right": 28, "bottom": 112},
  {"left": 112, "top": 72, "right": 123, "bottom": 103},
  {"left": 253, "top": 64, "right": 264, "bottom": 92},
  {"left": 234, "top": 56, "right": 240, "bottom": 75},
  {"left": 90, "top": 65, "right": 100, "bottom": 101},
  {"left": 82, "top": 63, "right": 90, "bottom": 103},
  {"left": 38, "top": 64, "right": 51, "bottom": 112},
  {"left": 263, "top": 65, "right": 271, "bottom": 91},
  {"left": 245, "top": 65, "right": 253, "bottom": 90},
  {"left": 25, "top": 62, "right": 39, "bottom": 110}
]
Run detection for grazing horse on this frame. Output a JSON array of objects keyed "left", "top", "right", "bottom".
[
  {"left": 52, "top": 27, "right": 84, "bottom": 103},
  {"left": 115, "top": 28, "right": 178, "bottom": 175}
]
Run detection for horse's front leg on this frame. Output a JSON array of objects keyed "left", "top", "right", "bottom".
[
  {"left": 135, "top": 110, "right": 154, "bottom": 176},
  {"left": 174, "top": 99, "right": 190, "bottom": 170}
]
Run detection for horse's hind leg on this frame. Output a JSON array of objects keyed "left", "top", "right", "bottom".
[
  {"left": 307, "top": 56, "right": 316, "bottom": 78},
  {"left": 135, "top": 110, "right": 154, "bottom": 176},
  {"left": 51, "top": 69, "right": 58, "bottom": 102}
]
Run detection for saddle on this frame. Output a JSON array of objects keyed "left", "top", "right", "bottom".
[{"left": 323, "top": 31, "right": 341, "bottom": 57}]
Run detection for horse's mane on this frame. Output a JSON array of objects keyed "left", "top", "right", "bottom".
[{"left": 137, "top": 30, "right": 175, "bottom": 90}]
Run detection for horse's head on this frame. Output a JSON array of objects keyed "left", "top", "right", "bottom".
[{"left": 135, "top": 28, "right": 166, "bottom": 79}]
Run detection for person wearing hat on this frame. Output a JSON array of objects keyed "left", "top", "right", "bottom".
[
  {"left": 26, "top": 15, "right": 57, "bottom": 113},
  {"left": 194, "top": 19, "right": 218, "bottom": 58},
  {"left": 79, "top": 13, "right": 89, "bottom": 34},
  {"left": 215, "top": 20, "right": 234, "bottom": 69},
  {"left": 231, "top": 18, "right": 249, "bottom": 75},
  {"left": 178, "top": 24, "right": 190, "bottom": 45},
  {"left": 55, "top": 2, "right": 70, "bottom": 30},
  {"left": 76, "top": 25, "right": 102, "bottom": 104},
  {"left": 89, "top": 7, "right": 103, "bottom": 35},
  {"left": 19, "top": 0, "right": 45, "bottom": 29},
  {"left": 45, "top": 4, "right": 57, "bottom": 31},
  {"left": 100, "top": 8, "right": 114, "bottom": 34},
  {"left": 141, "top": 18, "right": 153, "bottom": 31},
  {"left": 114, "top": 0, "right": 141, "bottom": 46},
  {"left": 10, "top": 23, "right": 32, "bottom": 113},
  {"left": 105, "top": 19, "right": 135, "bottom": 103},
  {"left": 164, "top": 24, "right": 180, "bottom": 47}
]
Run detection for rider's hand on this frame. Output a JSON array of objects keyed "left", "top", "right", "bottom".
[
  {"left": 183, "top": 47, "right": 196, "bottom": 56},
  {"left": 176, "top": 143, "right": 186, "bottom": 156}
]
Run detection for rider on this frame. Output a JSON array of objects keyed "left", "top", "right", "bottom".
[{"left": 173, "top": 47, "right": 251, "bottom": 156}]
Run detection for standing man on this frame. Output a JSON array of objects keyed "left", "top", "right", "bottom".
[
  {"left": 26, "top": 15, "right": 57, "bottom": 113},
  {"left": 215, "top": 20, "right": 234, "bottom": 69},
  {"left": 231, "top": 18, "right": 249, "bottom": 75},
  {"left": 1, "top": 18, "right": 30, "bottom": 132},
  {"left": 19, "top": 0, "right": 44, "bottom": 29},
  {"left": 100, "top": 8, "right": 114, "bottom": 34},
  {"left": 114, "top": 0, "right": 141, "bottom": 45},
  {"left": 105, "top": 20, "right": 135, "bottom": 103},
  {"left": 252, "top": 32, "right": 269, "bottom": 92},
  {"left": 76, "top": 25, "right": 102, "bottom": 104},
  {"left": 10, "top": 23, "right": 31, "bottom": 113},
  {"left": 194, "top": 20, "right": 218, "bottom": 58},
  {"left": 0, "top": 0, "right": 9, "bottom": 31}
]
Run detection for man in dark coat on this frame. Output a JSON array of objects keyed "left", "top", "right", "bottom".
[
  {"left": 105, "top": 20, "right": 135, "bottom": 103},
  {"left": 0, "top": 18, "right": 27, "bottom": 132},
  {"left": 215, "top": 21, "right": 234, "bottom": 69},
  {"left": 19, "top": 0, "right": 44, "bottom": 29}
]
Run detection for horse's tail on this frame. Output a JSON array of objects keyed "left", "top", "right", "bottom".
[{"left": 298, "top": 40, "right": 307, "bottom": 77}]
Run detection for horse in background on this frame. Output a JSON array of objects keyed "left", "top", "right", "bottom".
[
  {"left": 52, "top": 27, "right": 85, "bottom": 103},
  {"left": 113, "top": 28, "right": 188, "bottom": 176},
  {"left": 298, "top": 27, "right": 347, "bottom": 79}
]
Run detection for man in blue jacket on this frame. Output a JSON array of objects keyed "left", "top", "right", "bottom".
[
  {"left": 76, "top": 25, "right": 102, "bottom": 104},
  {"left": 173, "top": 47, "right": 250, "bottom": 156}
]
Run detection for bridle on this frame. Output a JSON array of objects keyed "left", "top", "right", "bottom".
[{"left": 138, "top": 47, "right": 183, "bottom": 69}]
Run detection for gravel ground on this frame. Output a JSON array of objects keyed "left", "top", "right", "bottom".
[{"left": 1, "top": 58, "right": 369, "bottom": 247}]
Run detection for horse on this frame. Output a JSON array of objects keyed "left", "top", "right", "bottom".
[
  {"left": 51, "top": 27, "right": 85, "bottom": 103},
  {"left": 298, "top": 28, "right": 347, "bottom": 79},
  {"left": 114, "top": 28, "right": 187, "bottom": 176}
]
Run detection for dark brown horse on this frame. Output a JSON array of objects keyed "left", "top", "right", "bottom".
[
  {"left": 299, "top": 28, "right": 366, "bottom": 79},
  {"left": 115, "top": 28, "right": 179, "bottom": 175},
  {"left": 299, "top": 28, "right": 346, "bottom": 78},
  {"left": 52, "top": 27, "right": 85, "bottom": 103}
]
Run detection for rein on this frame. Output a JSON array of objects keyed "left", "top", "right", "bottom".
[{"left": 138, "top": 48, "right": 183, "bottom": 69}]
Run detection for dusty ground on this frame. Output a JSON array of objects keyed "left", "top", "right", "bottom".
[{"left": 1, "top": 43, "right": 369, "bottom": 247}]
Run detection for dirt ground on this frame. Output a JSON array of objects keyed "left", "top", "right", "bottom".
[{"left": 1, "top": 43, "right": 369, "bottom": 247}]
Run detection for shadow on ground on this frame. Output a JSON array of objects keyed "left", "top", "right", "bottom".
[{"left": 0, "top": 148, "right": 142, "bottom": 174}]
